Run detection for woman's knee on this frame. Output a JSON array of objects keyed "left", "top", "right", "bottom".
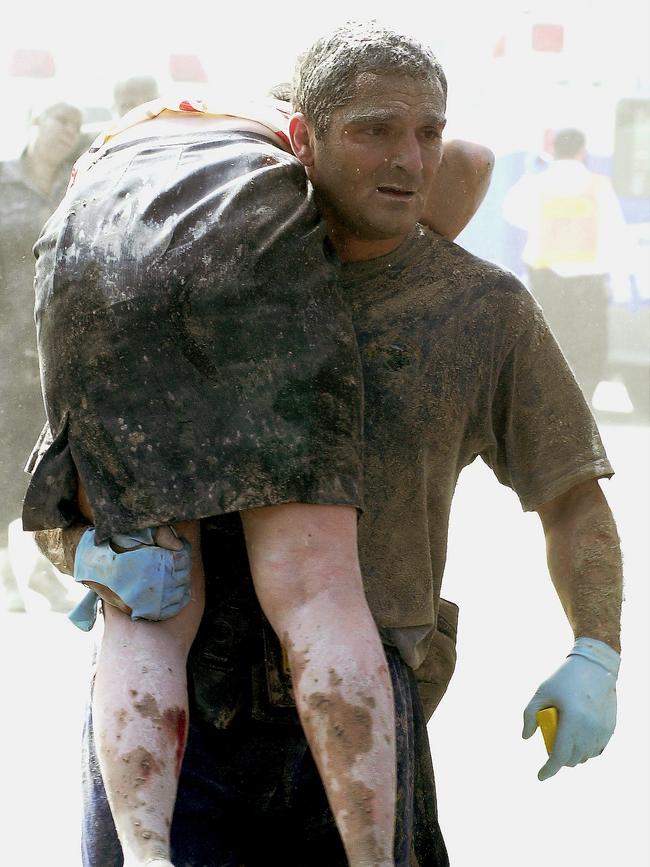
[{"left": 240, "top": 503, "right": 364, "bottom": 631}]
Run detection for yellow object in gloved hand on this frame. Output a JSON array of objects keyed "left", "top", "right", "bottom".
[
  {"left": 536, "top": 707, "right": 558, "bottom": 754},
  {"left": 524, "top": 639, "right": 620, "bottom": 780}
]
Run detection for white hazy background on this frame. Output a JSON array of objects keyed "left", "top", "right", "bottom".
[{"left": 1, "top": 1, "right": 648, "bottom": 865}]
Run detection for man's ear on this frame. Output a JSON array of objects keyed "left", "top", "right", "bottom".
[{"left": 289, "top": 113, "right": 315, "bottom": 167}]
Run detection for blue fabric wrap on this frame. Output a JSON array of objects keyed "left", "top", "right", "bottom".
[{"left": 68, "top": 528, "right": 192, "bottom": 631}]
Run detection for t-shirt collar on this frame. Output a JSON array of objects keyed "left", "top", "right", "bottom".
[{"left": 340, "top": 227, "right": 425, "bottom": 289}]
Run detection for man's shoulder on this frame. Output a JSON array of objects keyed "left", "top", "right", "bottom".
[
  {"left": 404, "top": 228, "right": 545, "bottom": 340},
  {"left": 415, "top": 226, "right": 527, "bottom": 297}
]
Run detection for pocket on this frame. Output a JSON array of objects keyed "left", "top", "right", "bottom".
[
  {"left": 250, "top": 617, "right": 301, "bottom": 726},
  {"left": 188, "top": 604, "right": 252, "bottom": 730},
  {"left": 436, "top": 597, "right": 459, "bottom": 642},
  {"left": 413, "top": 597, "right": 460, "bottom": 721}
]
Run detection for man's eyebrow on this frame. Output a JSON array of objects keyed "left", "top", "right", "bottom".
[{"left": 345, "top": 109, "right": 447, "bottom": 126}]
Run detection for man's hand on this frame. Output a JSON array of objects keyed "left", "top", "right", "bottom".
[
  {"left": 69, "top": 526, "right": 192, "bottom": 630},
  {"left": 523, "top": 637, "right": 620, "bottom": 780}
]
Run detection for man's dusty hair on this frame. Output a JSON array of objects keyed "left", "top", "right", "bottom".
[{"left": 292, "top": 20, "right": 447, "bottom": 138}]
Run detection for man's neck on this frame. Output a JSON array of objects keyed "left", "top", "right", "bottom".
[{"left": 326, "top": 223, "right": 407, "bottom": 264}]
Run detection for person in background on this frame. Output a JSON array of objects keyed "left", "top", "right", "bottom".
[
  {"left": 73, "top": 75, "right": 162, "bottom": 159},
  {"left": 503, "top": 127, "right": 630, "bottom": 405},
  {"left": 0, "top": 99, "right": 82, "bottom": 613},
  {"left": 113, "top": 75, "right": 160, "bottom": 117}
]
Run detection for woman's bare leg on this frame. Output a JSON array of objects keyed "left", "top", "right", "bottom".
[
  {"left": 91, "top": 521, "right": 204, "bottom": 867},
  {"left": 242, "top": 503, "right": 396, "bottom": 867}
]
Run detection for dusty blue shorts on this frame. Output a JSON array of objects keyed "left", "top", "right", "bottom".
[{"left": 80, "top": 644, "right": 449, "bottom": 866}]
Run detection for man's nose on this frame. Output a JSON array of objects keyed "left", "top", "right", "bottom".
[{"left": 390, "top": 133, "right": 423, "bottom": 175}]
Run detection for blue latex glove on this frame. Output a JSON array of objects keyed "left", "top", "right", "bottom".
[
  {"left": 523, "top": 637, "right": 620, "bottom": 781},
  {"left": 68, "top": 527, "right": 192, "bottom": 631}
]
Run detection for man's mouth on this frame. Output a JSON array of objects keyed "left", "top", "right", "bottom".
[{"left": 376, "top": 185, "right": 417, "bottom": 200}]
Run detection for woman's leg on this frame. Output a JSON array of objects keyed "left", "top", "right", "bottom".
[
  {"left": 241, "top": 503, "right": 396, "bottom": 867},
  {"left": 91, "top": 521, "right": 204, "bottom": 867}
]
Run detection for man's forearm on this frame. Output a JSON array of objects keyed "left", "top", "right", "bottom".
[
  {"left": 33, "top": 524, "right": 89, "bottom": 576},
  {"left": 538, "top": 479, "right": 623, "bottom": 652},
  {"left": 422, "top": 140, "right": 494, "bottom": 240}
]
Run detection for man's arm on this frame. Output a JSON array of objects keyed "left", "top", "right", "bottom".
[
  {"left": 536, "top": 478, "right": 622, "bottom": 652},
  {"left": 421, "top": 139, "right": 494, "bottom": 240},
  {"left": 522, "top": 477, "right": 622, "bottom": 780}
]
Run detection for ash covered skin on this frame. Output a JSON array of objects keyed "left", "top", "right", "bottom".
[
  {"left": 342, "top": 781, "right": 389, "bottom": 866},
  {"left": 107, "top": 742, "right": 168, "bottom": 857},
  {"left": 546, "top": 505, "right": 623, "bottom": 649},
  {"left": 306, "top": 669, "right": 375, "bottom": 765},
  {"left": 113, "top": 746, "right": 161, "bottom": 809},
  {"left": 290, "top": 651, "right": 392, "bottom": 865},
  {"left": 132, "top": 691, "right": 187, "bottom": 778},
  {"left": 101, "top": 688, "right": 187, "bottom": 858},
  {"left": 115, "top": 707, "right": 129, "bottom": 740}
]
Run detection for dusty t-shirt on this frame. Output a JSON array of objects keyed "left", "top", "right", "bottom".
[
  {"left": 344, "top": 227, "right": 613, "bottom": 664},
  {"left": 22, "top": 129, "right": 364, "bottom": 541}
]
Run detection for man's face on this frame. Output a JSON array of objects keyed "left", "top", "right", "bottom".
[
  {"left": 294, "top": 72, "right": 446, "bottom": 261},
  {"left": 113, "top": 78, "right": 159, "bottom": 117},
  {"left": 36, "top": 104, "right": 82, "bottom": 161}
]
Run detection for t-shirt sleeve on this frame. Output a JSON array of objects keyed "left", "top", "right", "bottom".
[{"left": 480, "top": 277, "right": 613, "bottom": 510}]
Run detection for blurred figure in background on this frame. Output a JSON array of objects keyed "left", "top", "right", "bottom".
[
  {"left": 0, "top": 99, "right": 82, "bottom": 613},
  {"left": 74, "top": 75, "right": 161, "bottom": 157},
  {"left": 503, "top": 127, "right": 629, "bottom": 405},
  {"left": 112, "top": 74, "right": 159, "bottom": 117}
]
